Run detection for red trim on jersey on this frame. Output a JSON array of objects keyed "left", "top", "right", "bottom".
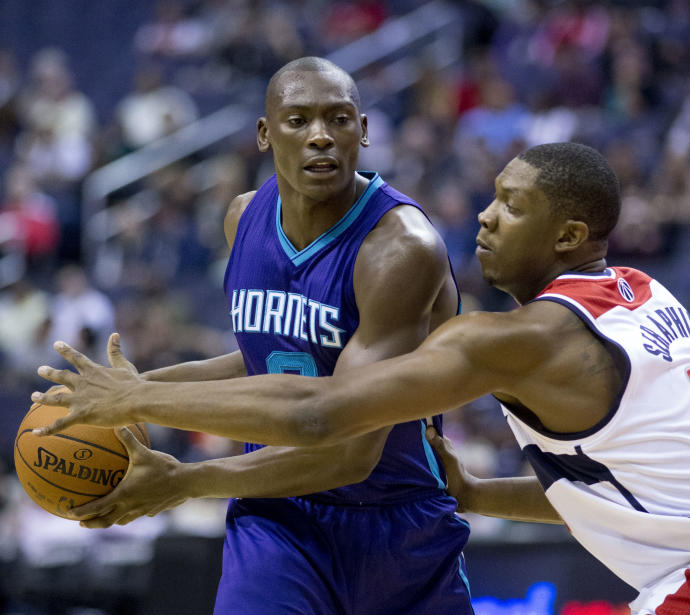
[
  {"left": 656, "top": 569, "right": 690, "bottom": 615},
  {"left": 538, "top": 268, "right": 653, "bottom": 319}
]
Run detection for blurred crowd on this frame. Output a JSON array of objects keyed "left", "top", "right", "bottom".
[{"left": 0, "top": 0, "right": 688, "bottom": 566}]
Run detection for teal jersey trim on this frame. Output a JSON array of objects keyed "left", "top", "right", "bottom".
[
  {"left": 420, "top": 420, "right": 446, "bottom": 489},
  {"left": 457, "top": 553, "right": 471, "bottom": 598},
  {"left": 450, "top": 518, "right": 472, "bottom": 597},
  {"left": 275, "top": 173, "right": 383, "bottom": 266}
]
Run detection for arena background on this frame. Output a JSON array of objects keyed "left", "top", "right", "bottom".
[{"left": 0, "top": 1, "right": 687, "bottom": 613}]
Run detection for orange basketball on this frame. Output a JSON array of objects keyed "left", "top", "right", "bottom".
[{"left": 14, "top": 399, "right": 149, "bottom": 519}]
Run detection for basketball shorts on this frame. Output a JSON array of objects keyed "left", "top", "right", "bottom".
[
  {"left": 213, "top": 494, "right": 473, "bottom": 615},
  {"left": 629, "top": 567, "right": 690, "bottom": 615}
]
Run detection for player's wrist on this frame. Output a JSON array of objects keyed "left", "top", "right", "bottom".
[
  {"left": 181, "top": 460, "right": 228, "bottom": 500},
  {"left": 123, "top": 378, "right": 155, "bottom": 424},
  {"left": 455, "top": 472, "right": 482, "bottom": 514}
]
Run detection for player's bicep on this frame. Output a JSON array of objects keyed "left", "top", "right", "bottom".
[
  {"left": 345, "top": 216, "right": 450, "bottom": 367},
  {"left": 348, "top": 309, "right": 552, "bottom": 428}
]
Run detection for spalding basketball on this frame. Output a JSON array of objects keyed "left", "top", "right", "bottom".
[{"left": 14, "top": 399, "right": 149, "bottom": 519}]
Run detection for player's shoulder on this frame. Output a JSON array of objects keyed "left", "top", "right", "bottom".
[
  {"left": 224, "top": 190, "right": 257, "bottom": 248},
  {"left": 361, "top": 204, "right": 447, "bottom": 267},
  {"left": 225, "top": 190, "right": 256, "bottom": 220},
  {"left": 354, "top": 204, "right": 450, "bottom": 304}
]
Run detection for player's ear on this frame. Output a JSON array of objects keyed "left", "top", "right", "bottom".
[
  {"left": 359, "top": 114, "right": 369, "bottom": 148},
  {"left": 555, "top": 219, "right": 589, "bottom": 253},
  {"left": 257, "top": 117, "right": 271, "bottom": 152}
]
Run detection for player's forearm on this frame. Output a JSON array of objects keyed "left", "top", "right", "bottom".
[
  {"left": 181, "top": 440, "right": 380, "bottom": 500},
  {"left": 462, "top": 475, "right": 562, "bottom": 524},
  {"left": 127, "top": 375, "right": 326, "bottom": 446},
  {"left": 126, "top": 348, "right": 473, "bottom": 446},
  {"left": 141, "top": 351, "right": 246, "bottom": 383}
]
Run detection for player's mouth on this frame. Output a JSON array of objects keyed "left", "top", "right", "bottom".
[
  {"left": 475, "top": 236, "right": 492, "bottom": 255},
  {"left": 303, "top": 158, "right": 339, "bottom": 174}
]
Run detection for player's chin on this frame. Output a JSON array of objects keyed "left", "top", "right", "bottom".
[{"left": 299, "top": 175, "right": 343, "bottom": 194}]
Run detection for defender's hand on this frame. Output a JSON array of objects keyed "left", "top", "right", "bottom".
[
  {"left": 32, "top": 333, "right": 142, "bottom": 436},
  {"left": 425, "top": 425, "right": 476, "bottom": 513},
  {"left": 67, "top": 427, "right": 188, "bottom": 528}
]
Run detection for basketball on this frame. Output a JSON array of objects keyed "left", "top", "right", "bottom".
[{"left": 14, "top": 397, "right": 149, "bottom": 519}]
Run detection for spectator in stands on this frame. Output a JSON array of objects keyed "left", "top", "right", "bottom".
[
  {"left": 116, "top": 63, "right": 199, "bottom": 150},
  {"left": 134, "top": 0, "right": 212, "bottom": 58},
  {"left": 14, "top": 48, "right": 95, "bottom": 186},
  {"left": 0, "top": 49, "right": 20, "bottom": 166},
  {"left": 0, "top": 164, "right": 59, "bottom": 267},
  {"left": 454, "top": 75, "right": 531, "bottom": 159},
  {"left": 47, "top": 264, "right": 115, "bottom": 364},
  {"left": 0, "top": 278, "right": 51, "bottom": 378}
]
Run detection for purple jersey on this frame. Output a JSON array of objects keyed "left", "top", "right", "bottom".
[{"left": 223, "top": 171, "right": 460, "bottom": 505}]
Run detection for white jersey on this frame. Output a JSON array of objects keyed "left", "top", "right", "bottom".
[{"left": 501, "top": 267, "right": 690, "bottom": 595}]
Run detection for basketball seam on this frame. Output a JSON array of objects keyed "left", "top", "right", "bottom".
[{"left": 16, "top": 429, "right": 129, "bottom": 460}]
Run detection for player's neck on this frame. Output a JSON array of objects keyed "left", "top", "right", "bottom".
[
  {"left": 505, "top": 257, "right": 610, "bottom": 306},
  {"left": 278, "top": 173, "right": 369, "bottom": 250}
]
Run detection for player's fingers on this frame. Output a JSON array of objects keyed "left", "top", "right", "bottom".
[
  {"left": 68, "top": 501, "right": 117, "bottom": 521},
  {"left": 425, "top": 424, "right": 440, "bottom": 443},
  {"left": 80, "top": 514, "right": 118, "bottom": 529},
  {"left": 32, "top": 413, "right": 79, "bottom": 437},
  {"left": 115, "top": 511, "right": 143, "bottom": 526},
  {"left": 146, "top": 504, "right": 171, "bottom": 517},
  {"left": 31, "top": 387, "right": 70, "bottom": 406},
  {"left": 425, "top": 426, "right": 454, "bottom": 459},
  {"left": 53, "top": 340, "right": 98, "bottom": 372},
  {"left": 36, "top": 366, "right": 77, "bottom": 389},
  {"left": 114, "top": 427, "right": 145, "bottom": 459},
  {"left": 107, "top": 333, "right": 137, "bottom": 372}
]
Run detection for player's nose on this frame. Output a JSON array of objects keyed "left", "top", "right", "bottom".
[
  {"left": 307, "top": 118, "right": 334, "bottom": 149},
  {"left": 477, "top": 200, "right": 498, "bottom": 230}
]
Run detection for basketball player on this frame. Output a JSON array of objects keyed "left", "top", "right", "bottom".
[
  {"left": 35, "top": 57, "right": 472, "bottom": 614},
  {"left": 35, "top": 142, "right": 690, "bottom": 614}
]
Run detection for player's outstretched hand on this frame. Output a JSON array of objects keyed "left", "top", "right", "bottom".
[
  {"left": 32, "top": 333, "right": 142, "bottom": 436},
  {"left": 425, "top": 426, "right": 476, "bottom": 514},
  {"left": 67, "top": 427, "right": 189, "bottom": 528}
]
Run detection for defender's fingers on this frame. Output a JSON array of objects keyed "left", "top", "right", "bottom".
[
  {"left": 36, "top": 366, "right": 77, "bottom": 388},
  {"left": 425, "top": 426, "right": 453, "bottom": 457},
  {"left": 31, "top": 387, "right": 72, "bottom": 407},
  {"left": 32, "top": 414, "right": 79, "bottom": 437},
  {"left": 107, "top": 333, "right": 134, "bottom": 370},
  {"left": 53, "top": 341, "right": 98, "bottom": 371},
  {"left": 425, "top": 424, "right": 440, "bottom": 442}
]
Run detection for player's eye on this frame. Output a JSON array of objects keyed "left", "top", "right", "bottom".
[{"left": 287, "top": 117, "right": 306, "bottom": 127}]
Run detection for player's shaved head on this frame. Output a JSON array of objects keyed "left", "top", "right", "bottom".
[{"left": 265, "top": 57, "right": 361, "bottom": 115}]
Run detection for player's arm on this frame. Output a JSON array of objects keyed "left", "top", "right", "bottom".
[
  {"left": 33, "top": 306, "right": 553, "bottom": 442},
  {"left": 140, "top": 351, "right": 246, "bottom": 382},
  {"left": 426, "top": 427, "right": 562, "bottom": 524},
  {"left": 68, "top": 428, "right": 389, "bottom": 528},
  {"left": 35, "top": 298, "right": 576, "bottom": 450}
]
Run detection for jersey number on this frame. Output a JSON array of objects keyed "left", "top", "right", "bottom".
[{"left": 266, "top": 351, "right": 318, "bottom": 376}]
